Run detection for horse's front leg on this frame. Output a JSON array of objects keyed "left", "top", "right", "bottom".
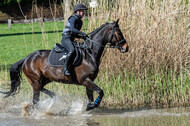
[
  {"left": 83, "top": 78, "right": 104, "bottom": 111},
  {"left": 86, "top": 87, "right": 94, "bottom": 104}
]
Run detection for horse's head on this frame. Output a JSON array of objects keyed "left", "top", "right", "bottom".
[{"left": 108, "top": 19, "right": 129, "bottom": 53}]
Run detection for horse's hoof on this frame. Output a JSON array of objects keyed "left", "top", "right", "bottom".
[
  {"left": 86, "top": 102, "right": 95, "bottom": 111},
  {"left": 86, "top": 102, "right": 98, "bottom": 111}
]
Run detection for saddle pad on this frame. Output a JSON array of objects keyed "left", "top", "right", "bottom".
[
  {"left": 48, "top": 47, "right": 67, "bottom": 67},
  {"left": 48, "top": 47, "right": 83, "bottom": 67}
]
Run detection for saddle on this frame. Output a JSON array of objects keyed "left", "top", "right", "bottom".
[{"left": 48, "top": 43, "right": 82, "bottom": 67}]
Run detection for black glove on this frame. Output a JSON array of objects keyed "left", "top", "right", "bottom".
[{"left": 82, "top": 33, "right": 88, "bottom": 39}]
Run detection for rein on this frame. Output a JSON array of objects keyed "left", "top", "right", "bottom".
[
  {"left": 78, "top": 23, "right": 126, "bottom": 65},
  {"left": 86, "top": 23, "right": 126, "bottom": 49},
  {"left": 86, "top": 37, "right": 126, "bottom": 49}
]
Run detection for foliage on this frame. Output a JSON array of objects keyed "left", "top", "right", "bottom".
[
  {"left": 0, "top": 0, "right": 62, "bottom": 6},
  {"left": 0, "top": 0, "right": 27, "bottom": 6}
]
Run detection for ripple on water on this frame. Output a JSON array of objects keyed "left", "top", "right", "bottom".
[{"left": 120, "top": 108, "right": 190, "bottom": 118}]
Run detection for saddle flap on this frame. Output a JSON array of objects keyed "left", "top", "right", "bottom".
[
  {"left": 48, "top": 44, "right": 82, "bottom": 67},
  {"left": 54, "top": 43, "right": 67, "bottom": 53}
]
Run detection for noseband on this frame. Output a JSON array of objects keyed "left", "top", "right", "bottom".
[{"left": 109, "top": 23, "right": 126, "bottom": 48}]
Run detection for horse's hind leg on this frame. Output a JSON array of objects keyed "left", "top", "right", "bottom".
[
  {"left": 26, "top": 77, "right": 55, "bottom": 105},
  {"left": 24, "top": 76, "right": 42, "bottom": 106},
  {"left": 31, "top": 80, "right": 44, "bottom": 106},
  {"left": 41, "top": 88, "right": 56, "bottom": 98},
  {"left": 40, "top": 78, "right": 56, "bottom": 98},
  {"left": 33, "top": 87, "right": 40, "bottom": 105}
]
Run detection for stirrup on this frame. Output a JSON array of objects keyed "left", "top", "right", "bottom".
[{"left": 63, "top": 69, "right": 71, "bottom": 76}]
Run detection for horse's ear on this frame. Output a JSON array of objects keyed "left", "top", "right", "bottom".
[
  {"left": 116, "top": 18, "right": 120, "bottom": 25},
  {"left": 114, "top": 18, "right": 120, "bottom": 27}
]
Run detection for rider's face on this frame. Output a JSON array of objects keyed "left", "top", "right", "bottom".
[{"left": 77, "top": 10, "right": 86, "bottom": 18}]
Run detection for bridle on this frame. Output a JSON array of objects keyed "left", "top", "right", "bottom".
[
  {"left": 109, "top": 23, "right": 126, "bottom": 48},
  {"left": 86, "top": 23, "right": 126, "bottom": 49},
  {"left": 82, "top": 23, "right": 127, "bottom": 65}
]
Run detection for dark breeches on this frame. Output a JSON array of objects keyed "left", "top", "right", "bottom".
[
  {"left": 61, "top": 34, "right": 75, "bottom": 70},
  {"left": 61, "top": 35, "right": 75, "bottom": 55}
]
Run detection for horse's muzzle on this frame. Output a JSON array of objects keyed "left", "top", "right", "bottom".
[{"left": 120, "top": 43, "right": 129, "bottom": 53}]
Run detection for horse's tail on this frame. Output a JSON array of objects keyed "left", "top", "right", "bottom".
[{"left": 0, "top": 57, "right": 26, "bottom": 98}]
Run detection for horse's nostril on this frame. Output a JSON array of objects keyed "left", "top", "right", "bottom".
[{"left": 126, "top": 46, "right": 129, "bottom": 52}]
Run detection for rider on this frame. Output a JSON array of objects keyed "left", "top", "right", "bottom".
[{"left": 61, "top": 3, "right": 88, "bottom": 76}]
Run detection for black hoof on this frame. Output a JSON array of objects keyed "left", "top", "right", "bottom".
[
  {"left": 86, "top": 102, "right": 98, "bottom": 111},
  {"left": 86, "top": 102, "right": 95, "bottom": 111}
]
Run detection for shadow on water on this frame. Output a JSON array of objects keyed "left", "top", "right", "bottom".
[{"left": 0, "top": 30, "right": 62, "bottom": 37}]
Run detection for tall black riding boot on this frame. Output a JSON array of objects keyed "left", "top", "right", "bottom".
[{"left": 63, "top": 52, "right": 72, "bottom": 76}]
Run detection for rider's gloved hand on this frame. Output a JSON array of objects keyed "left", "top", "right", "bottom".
[{"left": 82, "top": 33, "right": 88, "bottom": 39}]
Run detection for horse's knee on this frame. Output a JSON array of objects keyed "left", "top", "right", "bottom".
[{"left": 97, "top": 89, "right": 104, "bottom": 97}]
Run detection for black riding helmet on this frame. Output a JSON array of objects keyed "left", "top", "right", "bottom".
[{"left": 73, "top": 3, "right": 88, "bottom": 12}]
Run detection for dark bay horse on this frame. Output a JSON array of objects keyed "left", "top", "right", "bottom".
[{"left": 0, "top": 19, "right": 128, "bottom": 110}]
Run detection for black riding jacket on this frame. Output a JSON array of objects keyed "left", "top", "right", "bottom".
[{"left": 63, "top": 13, "right": 86, "bottom": 38}]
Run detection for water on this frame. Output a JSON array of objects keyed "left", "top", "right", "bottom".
[{"left": 0, "top": 96, "right": 190, "bottom": 126}]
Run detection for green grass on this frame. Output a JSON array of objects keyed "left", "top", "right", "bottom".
[{"left": 0, "top": 21, "right": 64, "bottom": 65}]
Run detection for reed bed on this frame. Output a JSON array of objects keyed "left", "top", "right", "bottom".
[
  {"left": 0, "top": 0, "right": 189, "bottom": 109},
  {"left": 82, "top": 0, "right": 189, "bottom": 108}
]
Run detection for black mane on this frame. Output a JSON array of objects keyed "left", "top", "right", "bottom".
[{"left": 89, "top": 23, "right": 109, "bottom": 37}]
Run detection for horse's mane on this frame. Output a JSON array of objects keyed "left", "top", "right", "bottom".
[{"left": 89, "top": 23, "right": 109, "bottom": 36}]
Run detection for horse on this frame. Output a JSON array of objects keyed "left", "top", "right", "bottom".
[{"left": 0, "top": 19, "right": 128, "bottom": 111}]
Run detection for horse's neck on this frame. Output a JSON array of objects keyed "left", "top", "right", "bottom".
[{"left": 89, "top": 26, "right": 109, "bottom": 65}]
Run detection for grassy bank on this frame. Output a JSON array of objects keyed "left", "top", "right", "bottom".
[
  {"left": 0, "top": 21, "right": 64, "bottom": 65},
  {"left": 0, "top": 0, "right": 190, "bottom": 109}
]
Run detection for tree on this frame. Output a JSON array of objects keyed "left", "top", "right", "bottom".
[{"left": 0, "top": 0, "right": 61, "bottom": 7}]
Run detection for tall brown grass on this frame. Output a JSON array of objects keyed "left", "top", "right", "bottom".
[
  {"left": 83, "top": 0, "right": 190, "bottom": 76},
  {"left": 84, "top": 0, "right": 189, "bottom": 108}
]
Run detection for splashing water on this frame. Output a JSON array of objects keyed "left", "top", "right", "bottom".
[
  {"left": 0, "top": 93, "right": 88, "bottom": 117},
  {"left": 1, "top": 93, "right": 190, "bottom": 126},
  {"left": 21, "top": 96, "right": 87, "bottom": 117}
]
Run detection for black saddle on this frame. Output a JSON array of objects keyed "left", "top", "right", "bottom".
[{"left": 48, "top": 43, "right": 82, "bottom": 67}]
